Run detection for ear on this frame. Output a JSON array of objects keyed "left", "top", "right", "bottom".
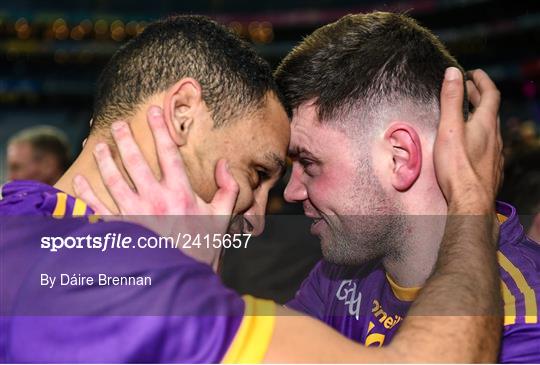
[
  {"left": 384, "top": 123, "right": 422, "bottom": 192},
  {"left": 162, "top": 78, "right": 203, "bottom": 146}
]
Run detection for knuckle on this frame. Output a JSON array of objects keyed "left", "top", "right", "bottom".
[
  {"left": 124, "top": 152, "right": 141, "bottom": 167},
  {"left": 152, "top": 199, "right": 168, "bottom": 215},
  {"left": 443, "top": 84, "right": 461, "bottom": 99},
  {"left": 163, "top": 145, "right": 179, "bottom": 159},
  {"left": 104, "top": 174, "right": 122, "bottom": 188},
  {"left": 116, "top": 124, "right": 130, "bottom": 138}
]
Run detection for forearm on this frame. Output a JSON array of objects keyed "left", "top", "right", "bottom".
[{"left": 390, "top": 204, "right": 502, "bottom": 362}]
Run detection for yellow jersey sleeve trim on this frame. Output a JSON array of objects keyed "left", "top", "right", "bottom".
[
  {"left": 498, "top": 251, "right": 538, "bottom": 324},
  {"left": 501, "top": 280, "right": 517, "bottom": 326},
  {"left": 72, "top": 198, "right": 87, "bottom": 216},
  {"left": 386, "top": 273, "right": 421, "bottom": 302},
  {"left": 52, "top": 192, "right": 67, "bottom": 218},
  {"left": 221, "top": 295, "right": 276, "bottom": 364}
]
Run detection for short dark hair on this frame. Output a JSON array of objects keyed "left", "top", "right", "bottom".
[
  {"left": 92, "top": 15, "right": 280, "bottom": 131},
  {"left": 275, "top": 12, "right": 465, "bottom": 126},
  {"left": 8, "top": 126, "right": 71, "bottom": 171}
]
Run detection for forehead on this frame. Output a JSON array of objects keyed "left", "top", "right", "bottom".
[
  {"left": 7, "top": 142, "right": 32, "bottom": 158},
  {"left": 289, "top": 102, "right": 327, "bottom": 152},
  {"left": 289, "top": 101, "right": 358, "bottom": 158},
  {"left": 255, "top": 94, "right": 288, "bottom": 138},
  {"left": 235, "top": 94, "right": 290, "bottom": 160}
]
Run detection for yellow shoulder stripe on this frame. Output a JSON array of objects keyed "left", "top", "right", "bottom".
[
  {"left": 72, "top": 198, "right": 87, "bottom": 216},
  {"left": 498, "top": 251, "right": 538, "bottom": 324},
  {"left": 52, "top": 192, "right": 67, "bottom": 218},
  {"left": 501, "top": 280, "right": 516, "bottom": 326},
  {"left": 221, "top": 295, "right": 276, "bottom": 364}
]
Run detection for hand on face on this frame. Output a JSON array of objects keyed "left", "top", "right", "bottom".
[
  {"left": 72, "top": 106, "right": 239, "bottom": 270},
  {"left": 434, "top": 67, "right": 503, "bottom": 214}
]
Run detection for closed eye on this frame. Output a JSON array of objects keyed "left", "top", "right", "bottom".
[
  {"left": 299, "top": 158, "right": 317, "bottom": 176},
  {"left": 257, "top": 168, "right": 271, "bottom": 182},
  {"left": 299, "top": 158, "right": 312, "bottom": 167}
]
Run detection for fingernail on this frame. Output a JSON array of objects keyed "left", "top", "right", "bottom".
[
  {"left": 445, "top": 67, "right": 461, "bottom": 81},
  {"left": 73, "top": 175, "right": 82, "bottom": 194},
  {"left": 74, "top": 174, "right": 83, "bottom": 185},
  {"left": 94, "top": 143, "right": 107, "bottom": 154},
  {"left": 111, "top": 121, "right": 126, "bottom": 131},
  {"left": 150, "top": 106, "right": 162, "bottom": 116}
]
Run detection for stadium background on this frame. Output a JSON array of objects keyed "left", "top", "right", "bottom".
[{"left": 1, "top": 0, "right": 539, "bottom": 302}]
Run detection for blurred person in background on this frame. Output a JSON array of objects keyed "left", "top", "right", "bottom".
[
  {"left": 500, "top": 147, "right": 540, "bottom": 243},
  {"left": 6, "top": 125, "right": 71, "bottom": 185}
]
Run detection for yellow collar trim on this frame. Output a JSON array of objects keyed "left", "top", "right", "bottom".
[
  {"left": 385, "top": 212, "right": 508, "bottom": 303},
  {"left": 386, "top": 273, "right": 422, "bottom": 302}
]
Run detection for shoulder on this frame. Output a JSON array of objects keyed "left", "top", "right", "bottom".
[{"left": 497, "top": 202, "right": 539, "bottom": 328}]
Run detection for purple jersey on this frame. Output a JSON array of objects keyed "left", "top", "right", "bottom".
[
  {"left": 288, "top": 201, "right": 540, "bottom": 363},
  {"left": 0, "top": 180, "right": 275, "bottom": 363}
]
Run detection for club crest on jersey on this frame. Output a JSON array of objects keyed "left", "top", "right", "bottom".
[{"left": 336, "top": 280, "right": 362, "bottom": 320}]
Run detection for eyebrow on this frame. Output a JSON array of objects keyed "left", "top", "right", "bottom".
[
  {"left": 265, "top": 152, "right": 287, "bottom": 177},
  {"left": 288, "top": 146, "right": 315, "bottom": 159}
]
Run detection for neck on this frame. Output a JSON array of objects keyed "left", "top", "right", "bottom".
[
  {"left": 383, "top": 213, "right": 447, "bottom": 287},
  {"left": 54, "top": 136, "right": 134, "bottom": 214}
]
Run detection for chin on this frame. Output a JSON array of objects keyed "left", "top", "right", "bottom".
[
  {"left": 319, "top": 231, "right": 385, "bottom": 267},
  {"left": 319, "top": 238, "right": 364, "bottom": 266}
]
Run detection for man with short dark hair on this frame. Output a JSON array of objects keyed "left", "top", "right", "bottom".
[
  {"left": 273, "top": 12, "right": 539, "bottom": 363},
  {"left": 57, "top": 15, "right": 289, "bottom": 237},
  {"left": 7, "top": 125, "right": 70, "bottom": 185}
]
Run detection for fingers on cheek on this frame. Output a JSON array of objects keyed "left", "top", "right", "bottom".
[
  {"left": 104, "top": 174, "right": 123, "bottom": 190},
  {"left": 148, "top": 113, "right": 167, "bottom": 135},
  {"left": 112, "top": 122, "right": 130, "bottom": 140},
  {"left": 124, "top": 152, "right": 142, "bottom": 169}
]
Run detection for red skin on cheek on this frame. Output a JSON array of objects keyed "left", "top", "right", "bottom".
[{"left": 309, "top": 166, "right": 353, "bottom": 213}]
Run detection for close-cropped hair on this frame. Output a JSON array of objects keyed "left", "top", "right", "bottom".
[
  {"left": 275, "top": 12, "right": 466, "bottom": 128},
  {"left": 92, "top": 15, "right": 281, "bottom": 131}
]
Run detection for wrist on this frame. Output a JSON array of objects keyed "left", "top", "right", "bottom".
[{"left": 447, "top": 193, "right": 494, "bottom": 215}]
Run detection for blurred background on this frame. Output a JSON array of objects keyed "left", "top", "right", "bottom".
[{"left": 1, "top": 0, "right": 539, "bottom": 301}]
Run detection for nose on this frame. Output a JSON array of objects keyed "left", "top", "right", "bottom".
[
  {"left": 242, "top": 189, "right": 268, "bottom": 237},
  {"left": 284, "top": 164, "right": 307, "bottom": 203}
]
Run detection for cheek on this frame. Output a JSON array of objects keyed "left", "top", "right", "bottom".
[
  {"left": 307, "top": 168, "right": 356, "bottom": 210},
  {"left": 232, "top": 180, "right": 255, "bottom": 215}
]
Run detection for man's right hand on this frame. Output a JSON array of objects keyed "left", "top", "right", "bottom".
[
  {"left": 72, "top": 106, "right": 240, "bottom": 270},
  {"left": 434, "top": 67, "right": 503, "bottom": 213}
]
